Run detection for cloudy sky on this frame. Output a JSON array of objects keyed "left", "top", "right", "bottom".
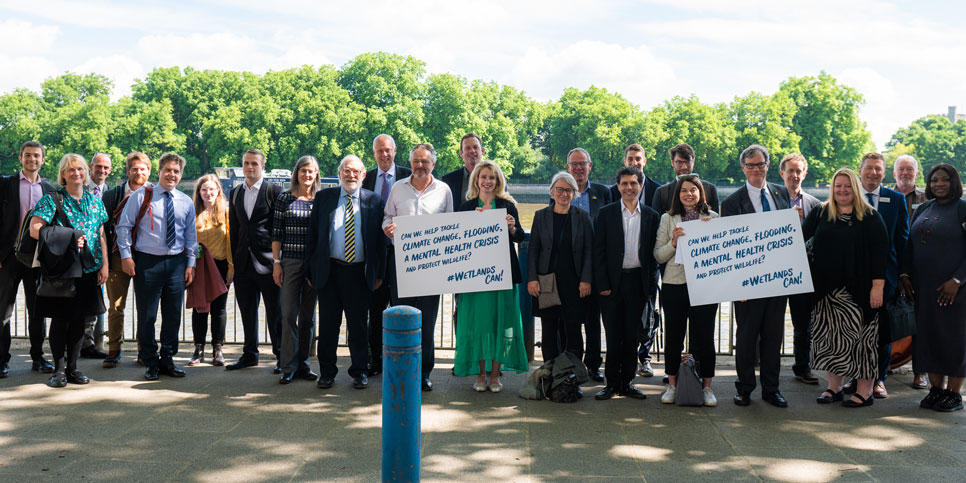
[{"left": 1, "top": 0, "right": 964, "bottom": 147}]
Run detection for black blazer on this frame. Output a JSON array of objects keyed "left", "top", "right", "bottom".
[
  {"left": 720, "top": 182, "right": 791, "bottom": 216},
  {"left": 458, "top": 197, "right": 526, "bottom": 284},
  {"left": 652, "top": 180, "right": 720, "bottom": 214},
  {"left": 305, "top": 187, "right": 386, "bottom": 291},
  {"left": 362, "top": 164, "right": 412, "bottom": 193},
  {"left": 550, "top": 182, "right": 611, "bottom": 221},
  {"left": 442, "top": 166, "right": 470, "bottom": 207},
  {"left": 229, "top": 181, "right": 282, "bottom": 274},
  {"left": 0, "top": 173, "right": 56, "bottom": 262},
  {"left": 592, "top": 201, "right": 661, "bottom": 299},
  {"left": 609, "top": 176, "right": 661, "bottom": 210},
  {"left": 527, "top": 206, "right": 594, "bottom": 285}
]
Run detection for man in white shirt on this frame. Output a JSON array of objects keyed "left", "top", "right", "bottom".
[{"left": 382, "top": 143, "right": 454, "bottom": 391}]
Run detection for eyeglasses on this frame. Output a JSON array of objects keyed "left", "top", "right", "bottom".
[
  {"left": 341, "top": 169, "right": 363, "bottom": 176},
  {"left": 742, "top": 162, "right": 768, "bottom": 170},
  {"left": 553, "top": 187, "right": 575, "bottom": 195},
  {"left": 567, "top": 162, "right": 590, "bottom": 168}
]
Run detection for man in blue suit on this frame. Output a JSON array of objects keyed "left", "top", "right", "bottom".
[
  {"left": 858, "top": 152, "right": 909, "bottom": 399},
  {"left": 306, "top": 155, "right": 386, "bottom": 390}
]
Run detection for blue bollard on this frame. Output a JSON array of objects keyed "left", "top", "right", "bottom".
[{"left": 382, "top": 305, "right": 421, "bottom": 482}]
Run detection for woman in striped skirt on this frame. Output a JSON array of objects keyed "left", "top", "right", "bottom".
[{"left": 802, "top": 168, "right": 889, "bottom": 408}]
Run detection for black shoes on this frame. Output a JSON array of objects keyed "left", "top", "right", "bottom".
[
  {"left": 273, "top": 364, "right": 282, "bottom": 375},
  {"left": 933, "top": 389, "right": 964, "bottom": 412},
  {"left": 733, "top": 393, "right": 751, "bottom": 406},
  {"left": 80, "top": 347, "right": 109, "bottom": 359},
  {"left": 816, "top": 388, "right": 844, "bottom": 404},
  {"left": 842, "top": 393, "right": 874, "bottom": 408},
  {"left": 595, "top": 386, "right": 618, "bottom": 400},
  {"left": 794, "top": 371, "right": 819, "bottom": 385},
  {"left": 66, "top": 370, "right": 90, "bottom": 385},
  {"left": 317, "top": 376, "right": 334, "bottom": 389},
  {"left": 369, "top": 365, "right": 382, "bottom": 377},
  {"left": 144, "top": 366, "right": 160, "bottom": 380},
  {"left": 762, "top": 392, "right": 788, "bottom": 408},
  {"left": 0, "top": 362, "right": 8, "bottom": 378},
  {"left": 279, "top": 372, "right": 295, "bottom": 384},
  {"left": 296, "top": 367, "right": 319, "bottom": 381},
  {"left": 159, "top": 363, "right": 185, "bottom": 378},
  {"left": 421, "top": 378, "right": 433, "bottom": 391},
  {"left": 47, "top": 372, "right": 67, "bottom": 388},
  {"left": 587, "top": 369, "right": 604, "bottom": 383},
  {"left": 31, "top": 359, "right": 54, "bottom": 373},
  {"left": 842, "top": 379, "right": 857, "bottom": 394},
  {"left": 353, "top": 374, "right": 369, "bottom": 389},
  {"left": 621, "top": 386, "right": 647, "bottom": 400},
  {"left": 921, "top": 386, "right": 944, "bottom": 409},
  {"left": 226, "top": 359, "right": 257, "bottom": 371}
]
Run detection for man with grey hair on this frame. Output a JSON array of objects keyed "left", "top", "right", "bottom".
[
  {"left": 362, "top": 134, "right": 411, "bottom": 376},
  {"left": 721, "top": 144, "right": 792, "bottom": 407},
  {"left": 383, "top": 143, "right": 453, "bottom": 391},
  {"left": 307, "top": 154, "right": 385, "bottom": 389},
  {"left": 80, "top": 152, "right": 113, "bottom": 359},
  {"left": 566, "top": 147, "right": 611, "bottom": 382}
]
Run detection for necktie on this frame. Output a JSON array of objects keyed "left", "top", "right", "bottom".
[
  {"left": 344, "top": 194, "right": 356, "bottom": 263},
  {"left": 866, "top": 192, "right": 875, "bottom": 207},
  {"left": 93, "top": 186, "right": 99, "bottom": 197},
  {"left": 164, "top": 191, "right": 177, "bottom": 250},
  {"left": 381, "top": 172, "right": 391, "bottom": 200},
  {"left": 760, "top": 188, "right": 771, "bottom": 212}
]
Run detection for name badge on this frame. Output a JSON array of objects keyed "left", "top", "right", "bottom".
[{"left": 880, "top": 197, "right": 891, "bottom": 203}]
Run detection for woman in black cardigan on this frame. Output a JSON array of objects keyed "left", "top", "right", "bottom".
[{"left": 803, "top": 168, "right": 888, "bottom": 408}]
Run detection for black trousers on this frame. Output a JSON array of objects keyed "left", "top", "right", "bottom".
[
  {"left": 395, "top": 295, "right": 440, "bottom": 378},
  {"left": 49, "top": 314, "right": 85, "bottom": 372},
  {"left": 233, "top": 267, "right": 281, "bottom": 362},
  {"left": 787, "top": 292, "right": 813, "bottom": 375},
  {"left": 191, "top": 258, "right": 229, "bottom": 345},
  {"left": 367, "top": 247, "right": 394, "bottom": 371},
  {"left": 600, "top": 269, "right": 645, "bottom": 388},
  {"left": 583, "top": 297, "right": 603, "bottom": 371},
  {"left": 733, "top": 295, "right": 787, "bottom": 395},
  {"left": 661, "top": 283, "right": 717, "bottom": 378},
  {"left": 540, "top": 308, "right": 584, "bottom": 363},
  {"left": 318, "top": 260, "right": 371, "bottom": 379},
  {"left": 0, "top": 253, "right": 46, "bottom": 363}
]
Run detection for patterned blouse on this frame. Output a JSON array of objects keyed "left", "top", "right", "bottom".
[
  {"left": 34, "top": 188, "right": 109, "bottom": 273},
  {"left": 271, "top": 192, "right": 314, "bottom": 260}
]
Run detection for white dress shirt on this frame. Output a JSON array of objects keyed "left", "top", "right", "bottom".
[
  {"left": 621, "top": 201, "right": 642, "bottom": 269},
  {"left": 746, "top": 181, "right": 777, "bottom": 213},
  {"left": 382, "top": 176, "right": 454, "bottom": 232},
  {"left": 860, "top": 185, "right": 881, "bottom": 210}
]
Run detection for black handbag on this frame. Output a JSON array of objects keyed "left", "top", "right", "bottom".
[
  {"left": 36, "top": 274, "right": 76, "bottom": 298},
  {"left": 885, "top": 294, "right": 916, "bottom": 342},
  {"left": 35, "top": 191, "right": 86, "bottom": 298}
]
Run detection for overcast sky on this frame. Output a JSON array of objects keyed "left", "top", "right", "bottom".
[{"left": 2, "top": 0, "right": 964, "bottom": 148}]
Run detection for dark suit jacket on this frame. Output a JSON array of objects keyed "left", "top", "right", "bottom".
[
  {"left": 0, "top": 173, "right": 56, "bottom": 262},
  {"left": 652, "top": 180, "right": 720, "bottom": 214},
  {"left": 609, "top": 176, "right": 661, "bottom": 210},
  {"left": 458, "top": 197, "right": 526, "bottom": 284},
  {"left": 592, "top": 201, "right": 660, "bottom": 299},
  {"left": 550, "top": 182, "right": 611, "bottom": 221},
  {"left": 362, "top": 164, "right": 412, "bottom": 194},
  {"left": 305, "top": 187, "right": 386, "bottom": 291},
  {"left": 229, "top": 181, "right": 282, "bottom": 274},
  {"left": 720, "top": 182, "right": 791, "bottom": 216},
  {"left": 442, "top": 166, "right": 471, "bottom": 207},
  {"left": 796, "top": 191, "right": 822, "bottom": 220},
  {"left": 527, "top": 206, "right": 594, "bottom": 285},
  {"left": 872, "top": 186, "right": 909, "bottom": 298}
]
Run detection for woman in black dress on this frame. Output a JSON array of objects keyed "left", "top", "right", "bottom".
[
  {"left": 899, "top": 163, "right": 966, "bottom": 412},
  {"left": 803, "top": 168, "right": 888, "bottom": 408},
  {"left": 527, "top": 172, "right": 593, "bottom": 363}
]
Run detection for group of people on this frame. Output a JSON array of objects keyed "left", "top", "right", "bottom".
[{"left": 1, "top": 135, "right": 963, "bottom": 413}]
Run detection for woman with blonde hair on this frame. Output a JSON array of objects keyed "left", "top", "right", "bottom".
[
  {"left": 803, "top": 168, "right": 888, "bottom": 407},
  {"left": 454, "top": 160, "right": 528, "bottom": 392},
  {"left": 188, "top": 174, "right": 233, "bottom": 366}
]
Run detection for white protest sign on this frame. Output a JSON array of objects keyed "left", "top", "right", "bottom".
[
  {"left": 394, "top": 209, "right": 512, "bottom": 298},
  {"left": 678, "top": 209, "right": 813, "bottom": 305}
]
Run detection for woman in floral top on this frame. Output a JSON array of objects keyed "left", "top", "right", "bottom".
[{"left": 29, "top": 153, "right": 109, "bottom": 388}]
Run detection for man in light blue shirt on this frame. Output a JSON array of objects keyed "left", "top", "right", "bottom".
[{"left": 116, "top": 152, "right": 197, "bottom": 380}]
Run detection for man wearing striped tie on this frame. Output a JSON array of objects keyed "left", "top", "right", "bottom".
[
  {"left": 306, "top": 155, "right": 386, "bottom": 389},
  {"left": 116, "top": 153, "right": 198, "bottom": 380}
]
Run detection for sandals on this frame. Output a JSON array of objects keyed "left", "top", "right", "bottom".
[
  {"left": 816, "top": 388, "right": 844, "bottom": 404},
  {"left": 842, "top": 393, "right": 874, "bottom": 408}
]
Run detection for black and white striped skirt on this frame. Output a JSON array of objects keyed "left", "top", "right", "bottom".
[{"left": 809, "top": 287, "right": 879, "bottom": 380}]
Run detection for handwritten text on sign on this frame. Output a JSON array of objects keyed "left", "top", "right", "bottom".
[
  {"left": 394, "top": 209, "right": 511, "bottom": 298},
  {"left": 676, "top": 209, "right": 813, "bottom": 305}
]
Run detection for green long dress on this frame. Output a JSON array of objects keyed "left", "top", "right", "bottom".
[{"left": 453, "top": 200, "right": 530, "bottom": 376}]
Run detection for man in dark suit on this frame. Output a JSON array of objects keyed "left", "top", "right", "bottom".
[
  {"left": 361, "top": 134, "right": 410, "bottom": 376},
  {"left": 226, "top": 149, "right": 283, "bottom": 372},
  {"left": 307, "top": 155, "right": 386, "bottom": 390},
  {"left": 0, "top": 141, "right": 55, "bottom": 377},
  {"left": 721, "top": 144, "right": 792, "bottom": 408},
  {"left": 779, "top": 153, "right": 822, "bottom": 385},
  {"left": 442, "top": 133, "right": 484, "bottom": 207},
  {"left": 652, "top": 143, "right": 720, "bottom": 214},
  {"left": 859, "top": 151, "right": 910, "bottom": 399},
  {"left": 608, "top": 144, "right": 660, "bottom": 209},
  {"left": 567, "top": 147, "right": 611, "bottom": 382},
  {"left": 593, "top": 166, "right": 660, "bottom": 400}
]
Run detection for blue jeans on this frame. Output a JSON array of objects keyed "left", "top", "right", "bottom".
[{"left": 133, "top": 252, "right": 187, "bottom": 367}]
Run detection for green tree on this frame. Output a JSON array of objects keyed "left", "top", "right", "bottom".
[
  {"left": 652, "top": 96, "right": 737, "bottom": 183},
  {"left": 888, "top": 115, "right": 965, "bottom": 174}
]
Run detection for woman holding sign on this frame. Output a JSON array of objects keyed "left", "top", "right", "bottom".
[
  {"left": 455, "top": 160, "right": 529, "bottom": 392},
  {"left": 527, "top": 172, "right": 593, "bottom": 367},
  {"left": 803, "top": 168, "right": 888, "bottom": 408},
  {"left": 653, "top": 174, "right": 720, "bottom": 406}
]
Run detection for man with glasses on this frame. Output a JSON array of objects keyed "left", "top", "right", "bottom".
[
  {"left": 566, "top": 147, "right": 611, "bottom": 382},
  {"left": 383, "top": 143, "right": 454, "bottom": 391},
  {"left": 652, "top": 143, "right": 720, "bottom": 213},
  {"left": 721, "top": 144, "right": 792, "bottom": 407}
]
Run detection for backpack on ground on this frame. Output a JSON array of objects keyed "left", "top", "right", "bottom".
[{"left": 675, "top": 354, "right": 705, "bottom": 407}]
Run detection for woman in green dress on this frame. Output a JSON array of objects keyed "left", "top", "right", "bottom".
[{"left": 455, "top": 160, "right": 529, "bottom": 392}]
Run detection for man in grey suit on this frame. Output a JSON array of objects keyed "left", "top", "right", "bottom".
[
  {"left": 721, "top": 144, "right": 792, "bottom": 408},
  {"left": 779, "top": 153, "right": 821, "bottom": 385}
]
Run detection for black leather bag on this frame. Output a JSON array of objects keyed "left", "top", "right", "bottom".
[
  {"left": 36, "top": 274, "right": 76, "bottom": 298},
  {"left": 885, "top": 294, "right": 916, "bottom": 342}
]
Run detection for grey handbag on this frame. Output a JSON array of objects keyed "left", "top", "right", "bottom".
[
  {"left": 537, "top": 273, "right": 561, "bottom": 309},
  {"left": 674, "top": 355, "right": 705, "bottom": 407}
]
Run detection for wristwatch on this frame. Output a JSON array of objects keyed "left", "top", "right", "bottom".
[
  {"left": 273, "top": 259, "right": 281, "bottom": 265},
  {"left": 954, "top": 277, "right": 962, "bottom": 285}
]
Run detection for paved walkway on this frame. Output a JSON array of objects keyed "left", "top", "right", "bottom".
[{"left": 1, "top": 343, "right": 964, "bottom": 482}]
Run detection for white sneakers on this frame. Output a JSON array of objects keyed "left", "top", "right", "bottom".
[
  {"left": 661, "top": 385, "right": 676, "bottom": 404},
  {"left": 703, "top": 387, "right": 717, "bottom": 407}
]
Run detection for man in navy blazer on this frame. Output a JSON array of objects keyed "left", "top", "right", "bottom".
[
  {"left": 721, "top": 145, "right": 792, "bottom": 408},
  {"left": 307, "top": 155, "right": 386, "bottom": 390},
  {"left": 858, "top": 152, "right": 909, "bottom": 398}
]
